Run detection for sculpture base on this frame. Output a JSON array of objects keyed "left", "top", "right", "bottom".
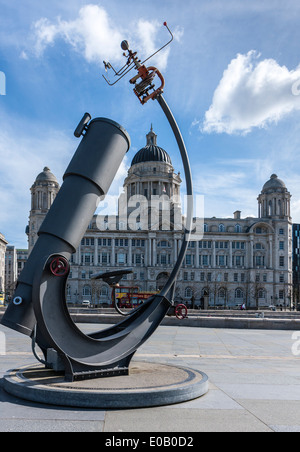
[{"left": 3, "top": 362, "right": 209, "bottom": 409}]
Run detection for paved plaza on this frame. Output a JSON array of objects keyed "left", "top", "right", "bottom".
[{"left": 0, "top": 323, "right": 300, "bottom": 432}]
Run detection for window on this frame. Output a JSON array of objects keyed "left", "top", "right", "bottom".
[
  {"left": 101, "top": 253, "right": 110, "bottom": 264},
  {"left": 117, "top": 253, "right": 127, "bottom": 264},
  {"left": 279, "top": 290, "right": 284, "bottom": 299},
  {"left": 279, "top": 256, "right": 285, "bottom": 267},
  {"left": 258, "top": 289, "right": 265, "bottom": 299},
  {"left": 279, "top": 241, "right": 284, "bottom": 250},
  {"left": 279, "top": 228, "right": 284, "bottom": 235},
  {"left": 83, "top": 253, "right": 93, "bottom": 265},
  {"left": 203, "top": 224, "right": 208, "bottom": 233},
  {"left": 185, "top": 255, "right": 193, "bottom": 266},
  {"left": 161, "top": 254, "right": 167, "bottom": 265},
  {"left": 235, "top": 288, "right": 244, "bottom": 299},
  {"left": 83, "top": 285, "right": 91, "bottom": 296},
  {"left": 217, "top": 255, "right": 225, "bottom": 266},
  {"left": 158, "top": 240, "right": 170, "bottom": 248},
  {"left": 219, "top": 224, "right": 225, "bottom": 232},
  {"left": 185, "top": 287, "right": 193, "bottom": 298},
  {"left": 235, "top": 256, "right": 241, "bottom": 266},
  {"left": 201, "top": 255, "right": 209, "bottom": 266},
  {"left": 255, "top": 255, "right": 265, "bottom": 267},
  {"left": 280, "top": 274, "right": 285, "bottom": 283},
  {"left": 232, "top": 242, "right": 245, "bottom": 250},
  {"left": 100, "top": 286, "right": 109, "bottom": 296},
  {"left": 215, "top": 241, "right": 228, "bottom": 249},
  {"left": 235, "top": 224, "right": 242, "bottom": 233},
  {"left": 135, "top": 254, "right": 142, "bottom": 265},
  {"left": 199, "top": 241, "right": 212, "bottom": 249}
]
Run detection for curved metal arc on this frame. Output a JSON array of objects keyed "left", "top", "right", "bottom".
[
  {"left": 156, "top": 94, "right": 194, "bottom": 299},
  {"left": 33, "top": 255, "right": 170, "bottom": 372},
  {"left": 32, "top": 94, "right": 193, "bottom": 379}
]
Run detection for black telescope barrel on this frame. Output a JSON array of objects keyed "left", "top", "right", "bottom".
[{"left": 1, "top": 117, "right": 130, "bottom": 337}]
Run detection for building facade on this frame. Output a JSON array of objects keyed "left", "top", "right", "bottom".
[
  {"left": 0, "top": 232, "right": 8, "bottom": 300},
  {"left": 26, "top": 128, "right": 293, "bottom": 309},
  {"left": 4, "top": 247, "right": 28, "bottom": 303},
  {"left": 292, "top": 224, "right": 300, "bottom": 310}
]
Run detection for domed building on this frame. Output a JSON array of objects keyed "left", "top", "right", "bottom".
[
  {"left": 258, "top": 174, "right": 291, "bottom": 218},
  {"left": 25, "top": 132, "right": 293, "bottom": 310},
  {"left": 27, "top": 167, "right": 60, "bottom": 253},
  {"left": 0, "top": 232, "right": 8, "bottom": 300}
]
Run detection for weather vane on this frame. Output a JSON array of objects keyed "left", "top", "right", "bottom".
[{"left": 103, "top": 22, "right": 173, "bottom": 104}]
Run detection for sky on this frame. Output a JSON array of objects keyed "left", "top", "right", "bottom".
[{"left": 1, "top": 0, "right": 300, "bottom": 248}]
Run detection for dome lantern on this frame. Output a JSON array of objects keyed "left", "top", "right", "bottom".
[{"left": 131, "top": 126, "right": 172, "bottom": 167}]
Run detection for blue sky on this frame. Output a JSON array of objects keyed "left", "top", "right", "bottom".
[{"left": 1, "top": 0, "right": 300, "bottom": 248}]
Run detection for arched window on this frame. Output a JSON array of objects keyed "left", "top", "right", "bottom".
[
  {"left": 219, "top": 224, "right": 225, "bottom": 232},
  {"left": 258, "top": 289, "right": 266, "bottom": 299},
  {"left": 235, "top": 224, "right": 242, "bottom": 233},
  {"left": 83, "top": 285, "right": 91, "bottom": 296},
  {"left": 203, "top": 224, "right": 208, "bottom": 233},
  {"left": 235, "top": 288, "right": 244, "bottom": 299},
  {"left": 100, "top": 286, "right": 109, "bottom": 297},
  {"left": 278, "top": 199, "right": 282, "bottom": 216},
  {"left": 218, "top": 288, "right": 226, "bottom": 299},
  {"left": 217, "top": 288, "right": 227, "bottom": 306},
  {"left": 185, "top": 287, "right": 193, "bottom": 298},
  {"left": 268, "top": 200, "right": 272, "bottom": 216}
]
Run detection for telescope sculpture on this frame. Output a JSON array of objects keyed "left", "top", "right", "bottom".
[{"left": 1, "top": 23, "right": 194, "bottom": 382}]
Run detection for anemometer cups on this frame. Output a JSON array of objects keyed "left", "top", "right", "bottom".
[{"left": 1, "top": 115, "right": 131, "bottom": 338}]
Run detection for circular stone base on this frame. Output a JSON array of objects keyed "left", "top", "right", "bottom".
[{"left": 3, "top": 362, "right": 209, "bottom": 409}]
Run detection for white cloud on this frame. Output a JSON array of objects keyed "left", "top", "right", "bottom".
[
  {"left": 29, "top": 5, "right": 175, "bottom": 71},
  {"left": 0, "top": 115, "right": 74, "bottom": 247},
  {"left": 32, "top": 5, "right": 123, "bottom": 63},
  {"left": 203, "top": 51, "right": 300, "bottom": 134}
]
